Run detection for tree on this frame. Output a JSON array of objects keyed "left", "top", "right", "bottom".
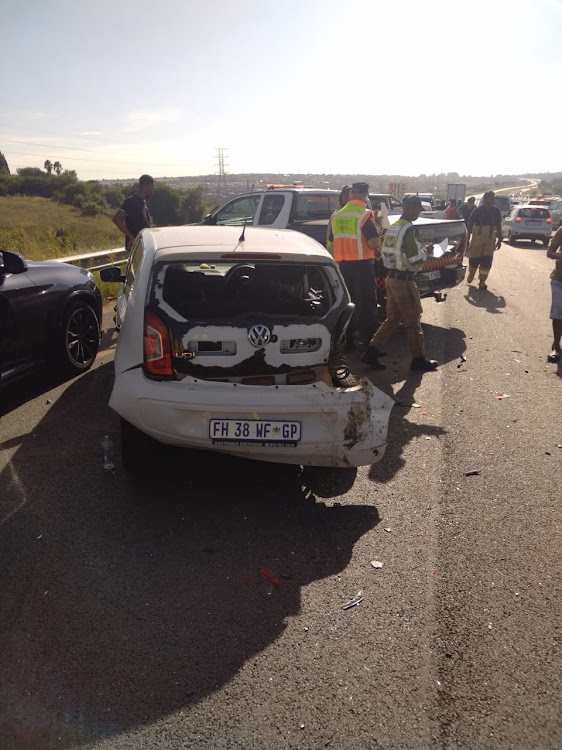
[
  {"left": 0, "top": 151, "right": 10, "bottom": 175},
  {"left": 180, "top": 186, "right": 205, "bottom": 223},
  {"left": 149, "top": 184, "right": 182, "bottom": 226},
  {"left": 53, "top": 161, "right": 62, "bottom": 176}
]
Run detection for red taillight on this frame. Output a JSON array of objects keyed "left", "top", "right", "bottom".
[
  {"left": 144, "top": 309, "right": 172, "bottom": 377},
  {"left": 515, "top": 216, "right": 522, "bottom": 222},
  {"left": 546, "top": 217, "right": 552, "bottom": 223}
]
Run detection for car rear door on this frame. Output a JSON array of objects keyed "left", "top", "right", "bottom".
[
  {"left": 0, "top": 267, "right": 41, "bottom": 369},
  {"left": 256, "top": 192, "right": 292, "bottom": 228}
]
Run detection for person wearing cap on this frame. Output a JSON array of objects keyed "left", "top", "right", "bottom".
[
  {"left": 466, "top": 191, "right": 502, "bottom": 290},
  {"left": 361, "top": 195, "right": 438, "bottom": 372},
  {"left": 330, "top": 181, "right": 381, "bottom": 351},
  {"left": 326, "top": 185, "right": 351, "bottom": 256}
]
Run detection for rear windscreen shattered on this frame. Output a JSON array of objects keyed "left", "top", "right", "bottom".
[{"left": 153, "top": 261, "right": 335, "bottom": 320}]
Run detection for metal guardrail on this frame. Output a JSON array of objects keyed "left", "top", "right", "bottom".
[{"left": 52, "top": 247, "right": 128, "bottom": 273}]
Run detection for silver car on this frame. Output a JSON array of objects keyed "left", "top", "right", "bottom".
[
  {"left": 547, "top": 198, "right": 562, "bottom": 231},
  {"left": 502, "top": 205, "right": 553, "bottom": 246}
]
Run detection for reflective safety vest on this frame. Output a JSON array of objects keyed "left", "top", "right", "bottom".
[
  {"left": 332, "top": 201, "right": 376, "bottom": 262},
  {"left": 380, "top": 217, "right": 427, "bottom": 272}
]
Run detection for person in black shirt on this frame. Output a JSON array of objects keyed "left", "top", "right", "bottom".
[
  {"left": 113, "top": 174, "right": 154, "bottom": 251},
  {"left": 458, "top": 196, "right": 476, "bottom": 224},
  {"left": 466, "top": 191, "right": 502, "bottom": 290}
]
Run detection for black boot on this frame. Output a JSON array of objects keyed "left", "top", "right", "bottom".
[
  {"left": 360, "top": 347, "right": 386, "bottom": 370},
  {"left": 410, "top": 357, "right": 438, "bottom": 372}
]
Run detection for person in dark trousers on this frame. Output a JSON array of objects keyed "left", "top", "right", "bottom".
[
  {"left": 466, "top": 191, "right": 502, "bottom": 290},
  {"left": 546, "top": 225, "right": 562, "bottom": 362},
  {"left": 113, "top": 174, "right": 155, "bottom": 252},
  {"left": 458, "top": 196, "right": 476, "bottom": 224},
  {"left": 330, "top": 182, "right": 381, "bottom": 354}
]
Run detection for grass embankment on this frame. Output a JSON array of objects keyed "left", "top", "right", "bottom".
[{"left": 0, "top": 195, "right": 125, "bottom": 297}]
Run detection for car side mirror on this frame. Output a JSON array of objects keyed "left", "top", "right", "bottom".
[
  {"left": 0, "top": 250, "right": 28, "bottom": 275},
  {"left": 204, "top": 213, "right": 217, "bottom": 226},
  {"left": 100, "top": 266, "right": 126, "bottom": 283}
]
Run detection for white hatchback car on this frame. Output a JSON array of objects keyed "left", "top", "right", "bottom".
[
  {"left": 101, "top": 226, "right": 393, "bottom": 469},
  {"left": 501, "top": 205, "right": 553, "bottom": 246}
]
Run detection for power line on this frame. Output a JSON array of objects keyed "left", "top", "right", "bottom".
[
  {"left": 2, "top": 149, "right": 203, "bottom": 169},
  {"left": 0, "top": 138, "right": 202, "bottom": 166}
]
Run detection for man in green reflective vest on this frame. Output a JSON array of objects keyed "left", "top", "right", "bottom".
[{"left": 361, "top": 195, "right": 438, "bottom": 372}]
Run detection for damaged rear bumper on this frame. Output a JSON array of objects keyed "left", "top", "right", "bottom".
[{"left": 109, "top": 371, "right": 394, "bottom": 467}]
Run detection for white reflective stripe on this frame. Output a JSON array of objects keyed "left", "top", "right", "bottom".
[
  {"left": 333, "top": 233, "right": 358, "bottom": 240},
  {"left": 382, "top": 222, "right": 414, "bottom": 271},
  {"left": 335, "top": 210, "right": 364, "bottom": 219},
  {"left": 356, "top": 212, "right": 373, "bottom": 261}
]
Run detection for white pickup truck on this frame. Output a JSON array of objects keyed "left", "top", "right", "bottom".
[{"left": 201, "top": 188, "right": 341, "bottom": 246}]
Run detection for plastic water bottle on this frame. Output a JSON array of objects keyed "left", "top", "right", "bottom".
[{"left": 101, "top": 434, "right": 115, "bottom": 471}]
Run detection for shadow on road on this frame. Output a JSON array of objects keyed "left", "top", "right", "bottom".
[
  {"left": 464, "top": 286, "right": 506, "bottom": 314},
  {"left": 0, "top": 364, "right": 377, "bottom": 749},
  {"left": 348, "top": 321, "right": 465, "bottom": 483}
]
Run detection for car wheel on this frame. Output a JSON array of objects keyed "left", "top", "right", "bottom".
[
  {"left": 508, "top": 232, "right": 516, "bottom": 245},
  {"left": 121, "top": 418, "right": 158, "bottom": 470},
  {"left": 58, "top": 300, "right": 100, "bottom": 374}
]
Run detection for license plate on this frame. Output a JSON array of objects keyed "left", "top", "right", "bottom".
[
  {"left": 525, "top": 220, "right": 541, "bottom": 225},
  {"left": 423, "top": 270, "right": 441, "bottom": 281},
  {"left": 209, "top": 419, "right": 301, "bottom": 446}
]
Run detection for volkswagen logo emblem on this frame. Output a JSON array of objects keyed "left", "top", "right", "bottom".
[{"left": 248, "top": 324, "right": 271, "bottom": 347}]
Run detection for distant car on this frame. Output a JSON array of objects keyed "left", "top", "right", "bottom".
[
  {"left": 375, "top": 216, "right": 468, "bottom": 313},
  {"left": 0, "top": 250, "right": 102, "bottom": 385},
  {"left": 403, "top": 192, "right": 436, "bottom": 208},
  {"left": 547, "top": 199, "right": 562, "bottom": 231},
  {"left": 478, "top": 194, "right": 511, "bottom": 218},
  {"left": 501, "top": 205, "right": 553, "bottom": 246},
  {"left": 101, "top": 226, "right": 394, "bottom": 470},
  {"left": 368, "top": 193, "right": 403, "bottom": 215}
]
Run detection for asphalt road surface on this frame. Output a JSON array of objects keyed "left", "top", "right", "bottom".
[{"left": 1, "top": 240, "right": 560, "bottom": 750}]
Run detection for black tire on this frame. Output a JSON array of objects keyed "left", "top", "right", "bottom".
[
  {"left": 57, "top": 300, "right": 100, "bottom": 374},
  {"left": 120, "top": 418, "right": 158, "bottom": 471},
  {"left": 508, "top": 232, "right": 516, "bottom": 246}
]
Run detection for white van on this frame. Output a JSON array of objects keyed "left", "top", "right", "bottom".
[{"left": 478, "top": 194, "right": 511, "bottom": 218}]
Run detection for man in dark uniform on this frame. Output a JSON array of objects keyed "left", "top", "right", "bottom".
[
  {"left": 466, "top": 191, "right": 502, "bottom": 290},
  {"left": 113, "top": 174, "right": 155, "bottom": 252}
]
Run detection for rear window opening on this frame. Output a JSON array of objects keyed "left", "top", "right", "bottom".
[
  {"left": 157, "top": 261, "right": 334, "bottom": 319},
  {"left": 293, "top": 194, "right": 340, "bottom": 221},
  {"left": 415, "top": 222, "right": 467, "bottom": 254},
  {"left": 518, "top": 208, "right": 550, "bottom": 219},
  {"left": 494, "top": 197, "right": 511, "bottom": 210}
]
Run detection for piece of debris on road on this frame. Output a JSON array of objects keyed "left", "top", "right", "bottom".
[{"left": 342, "top": 595, "right": 365, "bottom": 610}]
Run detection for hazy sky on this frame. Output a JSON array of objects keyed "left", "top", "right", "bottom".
[{"left": 1, "top": 0, "right": 561, "bottom": 180}]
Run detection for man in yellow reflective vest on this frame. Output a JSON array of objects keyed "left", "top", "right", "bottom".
[
  {"left": 330, "top": 182, "right": 381, "bottom": 355},
  {"left": 361, "top": 195, "right": 438, "bottom": 372}
]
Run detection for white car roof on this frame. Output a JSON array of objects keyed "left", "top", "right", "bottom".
[{"left": 142, "top": 226, "right": 334, "bottom": 264}]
